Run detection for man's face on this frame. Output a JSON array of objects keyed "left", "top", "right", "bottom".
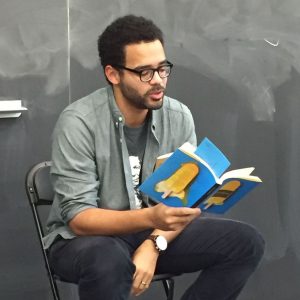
[{"left": 118, "top": 40, "right": 168, "bottom": 110}]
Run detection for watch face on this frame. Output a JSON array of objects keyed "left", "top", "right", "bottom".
[{"left": 156, "top": 235, "right": 168, "bottom": 251}]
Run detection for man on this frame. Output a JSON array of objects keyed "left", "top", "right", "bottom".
[{"left": 45, "top": 15, "right": 265, "bottom": 300}]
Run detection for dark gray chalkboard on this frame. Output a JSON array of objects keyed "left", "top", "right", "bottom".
[
  {"left": 0, "top": 1, "right": 69, "bottom": 299},
  {"left": 1, "top": 0, "right": 300, "bottom": 299}
]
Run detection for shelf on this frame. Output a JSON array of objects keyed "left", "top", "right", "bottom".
[{"left": 0, "top": 100, "right": 28, "bottom": 118}]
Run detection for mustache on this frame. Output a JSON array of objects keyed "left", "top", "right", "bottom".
[{"left": 147, "top": 85, "right": 165, "bottom": 94}]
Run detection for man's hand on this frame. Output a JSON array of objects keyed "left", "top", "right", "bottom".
[
  {"left": 131, "top": 205, "right": 200, "bottom": 296},
  {"left": 149, "top": 203, "right": 201, "bottom": 231},
  {"left": 69, "top": 203, "right": 200, "bottom": 237},
  {"left": 131, "top": 240, "right": 159, "bottom": 296}
]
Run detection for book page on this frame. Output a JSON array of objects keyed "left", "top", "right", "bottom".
[
  {"left": 220, "top": 167, "right": 262, "bottom": 183},
  {"left": 155, "top": 142, "right": 195, "bottom": 169},
  {"left": 156, "top": 142, "right": 196, "bottom": 161},
  {"left": 180, "top": 148, "right": 219, "bottom": 182},
  {"left": 179, "top": 142, "right": 196, "bottom": 153}
]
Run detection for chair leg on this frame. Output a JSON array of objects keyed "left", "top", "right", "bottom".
[
  {"left": 48, "top": 273, "right": 60, "bottom": 300},
  {"left": 162, "top": 278, "right": 175, "bottom": 300}
]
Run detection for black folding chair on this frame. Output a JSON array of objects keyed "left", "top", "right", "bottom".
[{"left": 25, "top": 161, "right": 177, "bottom": 300}]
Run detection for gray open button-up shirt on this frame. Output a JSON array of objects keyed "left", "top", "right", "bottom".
[{"left": 43, "top": 86, "right": 197, "bottom": 249}]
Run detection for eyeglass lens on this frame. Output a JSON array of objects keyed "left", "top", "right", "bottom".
[{"left": 140, "top": 65, "right": 172, "bottom": 82}]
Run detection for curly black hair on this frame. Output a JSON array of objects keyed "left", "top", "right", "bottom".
[{"left": 98, "top": 15, "right": 164, "bottom": 70}]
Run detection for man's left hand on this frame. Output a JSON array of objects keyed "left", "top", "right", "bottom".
[{"left": 131, "top": 239, "right": 159, "bottom": 296}]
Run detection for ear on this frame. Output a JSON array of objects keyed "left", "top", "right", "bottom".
[{"left": 104, "top": 65, "right": 120, "bottom": 85}]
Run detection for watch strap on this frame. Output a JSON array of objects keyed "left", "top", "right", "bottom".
[
  {"left": 147, "top": 235, "right": 167, "bottom": 253},
  {"left": 147, "top": 235, "right": 161, "bottom": 252}
]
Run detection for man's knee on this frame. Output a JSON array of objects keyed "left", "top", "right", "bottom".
[
  {"left": 233, "top": 222, "right": 265, "bottom": 266},
  {"left": 75, "top": 237, "right": 135, "bottom": 281}
]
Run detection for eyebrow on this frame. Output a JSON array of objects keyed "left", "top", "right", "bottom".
[{"left": 134, "top": 59, "right": 168, "bottom": 70}]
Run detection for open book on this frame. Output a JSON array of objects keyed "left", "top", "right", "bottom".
[{"left": 139, "top": 137, "right": 262, "bottom": 214}]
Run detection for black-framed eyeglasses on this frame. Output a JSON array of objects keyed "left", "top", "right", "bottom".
[{"left": 113, "top": 61, "right": 173, "bottom": 82}]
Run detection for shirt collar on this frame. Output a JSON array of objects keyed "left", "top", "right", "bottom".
[
  {"left": 107, "top": 86, "right": 125, "bottom": 128},
  {"left": 107, "top": 85, "right": 162, "bottom": 140}
]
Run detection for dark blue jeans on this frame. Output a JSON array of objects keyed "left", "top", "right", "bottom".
[{"left": 48, "top": 217, "right": 265, "bottom": 300}]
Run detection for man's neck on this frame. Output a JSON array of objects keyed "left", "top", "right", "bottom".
[{"left": 113, "top": 86, "right": 149, "bottom": 128}]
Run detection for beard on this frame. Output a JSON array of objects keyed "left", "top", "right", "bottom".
[{"left": 119, "top": 81, "right": 165, "bottom": 110}]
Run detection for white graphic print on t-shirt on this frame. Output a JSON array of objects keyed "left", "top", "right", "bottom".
[{"left": 128, "top": 156, "right": 143, "bottom": 209}]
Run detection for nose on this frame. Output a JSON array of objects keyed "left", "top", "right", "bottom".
[{"left": 149, "top": 70, "right": 164, "bottom": 85}]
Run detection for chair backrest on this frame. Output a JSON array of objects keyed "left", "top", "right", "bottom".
[
  {"left": 25, "top": 161, "right": 60, "bottom": 300},
  {"left": 26, "top": 161, "right": 53, "bottom": 203},
  {"left": 26, "top": 161, "right": 54, "bottom": 233}
]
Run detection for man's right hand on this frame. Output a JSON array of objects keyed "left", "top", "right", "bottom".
[
  {"left": 149, "top": 203, "right": 201, "bottom": 231},
  {"left": 69, "top": 203, "right": 200, "bottom": 236}
]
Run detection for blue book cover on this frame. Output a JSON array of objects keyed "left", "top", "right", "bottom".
[
  {"left": 199, "top": 178, "right": 260, "bottom": 214},
  {"left": 139, "top": 138, "right": 262, "bottom": 213},
  {"left": 194, "top": 137, "right": 230, "bottom": 178}
]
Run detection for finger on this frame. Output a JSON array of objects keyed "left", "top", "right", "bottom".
[
  {"left": 171, "top": 214, "right": 199, "bottom": 224},
  {"left": 133, "top": 270, "right": 152, "bottom": 293},
  {"left": 170, "top": 207, "right": 201, "bottom": 216},
  {"left": 165, "top": 214, "right": 201, "bottom": 230},
  {"left": 131, "top": 276, "right": 142, "bottom": 294},
  {"left": 132, "top": 279, "right": 150, "bottom": 296},
  {"left": 136, "top": 280, "right": 150, "bottom": 296},
  {"left": 132, "top": 271, "right": 147, "bottom": 295}
]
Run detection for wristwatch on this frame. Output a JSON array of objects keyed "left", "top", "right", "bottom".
[{"left": 147, "top": 235, "right": 168, "bottom": 253}]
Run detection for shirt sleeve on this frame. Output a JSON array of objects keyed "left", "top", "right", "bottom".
[{"left": 50, "top": 110, "right": 99, "bottom": 224}]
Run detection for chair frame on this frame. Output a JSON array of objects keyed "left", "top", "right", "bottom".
[{"left": 25, "top": 161, "right": 176, "bottom": 300}]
